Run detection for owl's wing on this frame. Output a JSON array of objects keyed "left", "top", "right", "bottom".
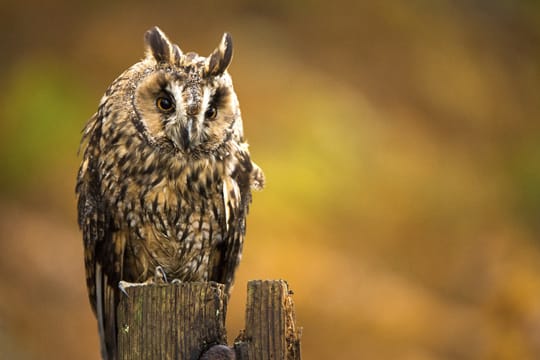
[
  {"left": 76, "top": 114, "right": 123, "bottom": 360},
  {"left": 209, "top": 150, "right": 256, "bottom": 293}
]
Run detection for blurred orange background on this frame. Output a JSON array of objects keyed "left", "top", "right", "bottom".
[{"left": 1, "top": 1, "right": 540, "bottom": 359}]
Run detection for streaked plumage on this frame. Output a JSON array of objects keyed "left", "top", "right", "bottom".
[{"left": 76, "top": 27, "right": 264, "bottom": 360}]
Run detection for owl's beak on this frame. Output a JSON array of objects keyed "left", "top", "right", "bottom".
[
  {"left": 177, "top": 84, "right": 203, "bottom": 151},
  {"left": 179, "top": 116, "right": 201, "bottom": 151},
  {"left": 179, "top": 117, "right": 193, "bottom": 150}
]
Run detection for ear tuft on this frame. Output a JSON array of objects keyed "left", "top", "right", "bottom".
[
  {"left": 205, "top": 33, "right": 233, "bottom": 76},
  {"left": 172, "top": 44, "right": 183, "bottom": 65},
  {"left": 144, "top": 26, "right": 173, "bottom": 63}
]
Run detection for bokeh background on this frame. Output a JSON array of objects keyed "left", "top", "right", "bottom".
[{"left": 1, "top": 1, "right": 540, "bottom": 359}]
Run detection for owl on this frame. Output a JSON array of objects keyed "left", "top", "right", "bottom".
[{"left": 76, "top": 27, "right": 264, "bottom": 360}]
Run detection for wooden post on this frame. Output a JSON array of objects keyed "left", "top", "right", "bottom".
[
  {"left": 117, "top": 282, "right": 228, "bottom": 359},
  {"left": 234, "top": 280, "right": 302, "bottom": 360},
  {"left": 116, "top": 280, "right": 301, "bottom": 360}
]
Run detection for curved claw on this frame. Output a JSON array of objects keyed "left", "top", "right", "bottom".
[
  {"left": 154, "top": 266, "right": 168, "bottom": 283},
  {"left": 118, "top": 280, "right": 143, "bottom": 296}
]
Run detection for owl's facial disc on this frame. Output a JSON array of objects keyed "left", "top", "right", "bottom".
[
  {"left": 133, "top": 68, "right": 235, "bottom": 155},
  {"left": 168, "top": 80, "right": 232, "bottom": 154}
]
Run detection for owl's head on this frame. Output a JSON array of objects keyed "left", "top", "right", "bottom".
[{"left": 128, "top": 27, "right": 243, "bottom": 156}]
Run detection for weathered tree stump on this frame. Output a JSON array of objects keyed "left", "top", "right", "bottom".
[
  {"left": 234, "top": 280, "right": 301, "bottom": 360},
  {"left": 116, "top": 280, "right": 301, "bottom": 360}
]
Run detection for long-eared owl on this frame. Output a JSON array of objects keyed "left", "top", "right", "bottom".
[{"left": 76, "top": 27, "right": 264, "bottom": 360}]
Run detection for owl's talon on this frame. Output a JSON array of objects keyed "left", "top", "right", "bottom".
[
  {"left": 154, "top": 266, "right": 168, "bottom": 283},
  {"left": 171, "top": 279, "right": 182, "bottom": 284},
  {"left": 118, "top": 281, "right": 136, "bottom": 297}
]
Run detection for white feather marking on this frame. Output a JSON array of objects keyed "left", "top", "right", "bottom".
[
  {"left": 222, "top": 180, "right": 230, "bottom": 231},
  {"left": 222, "top": 177, "right": 241, "bottom": 232},
  {"left": 201, "top": 87, "right": 211, "bottom": 123}
]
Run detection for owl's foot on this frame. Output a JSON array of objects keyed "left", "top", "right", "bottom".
[
  {"left": 119, "top": 273, "right": 164, "bottom": 295},
  {"left": 171, "top": 279, "right": 182, "bottom": 284},
  {"left": 118, "top": 280, "right": 145, "bottom": 296},
  {"left": 119, "top": 267, "right": 173, "bottom": 291}
]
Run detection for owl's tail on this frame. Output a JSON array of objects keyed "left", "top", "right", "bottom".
[{"left": 95, "top": 264, "right": 118, "bottom": 360}]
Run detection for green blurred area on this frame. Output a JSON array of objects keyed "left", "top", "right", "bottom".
[{"left": 1, "top": 1, "right": 540, "bottom": 359}]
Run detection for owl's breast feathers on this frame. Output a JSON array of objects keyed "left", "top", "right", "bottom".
[{"left": 82, "top": 105, "right": 259, "bottom": 282}]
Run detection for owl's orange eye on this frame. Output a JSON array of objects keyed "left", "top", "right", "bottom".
[
  {"left": 156, "top": 96, "right": 175, "bottom": 112},
  {"left": 205, "top": 106, "right": 217, "bottom": 120}
]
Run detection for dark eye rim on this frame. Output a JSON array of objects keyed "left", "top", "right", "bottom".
[
  {"left": 205, "top": 106, "right": 218, "bottom": 120},
  {"left": 156, "top": 95, "right": 175, "bottom": 112}
]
